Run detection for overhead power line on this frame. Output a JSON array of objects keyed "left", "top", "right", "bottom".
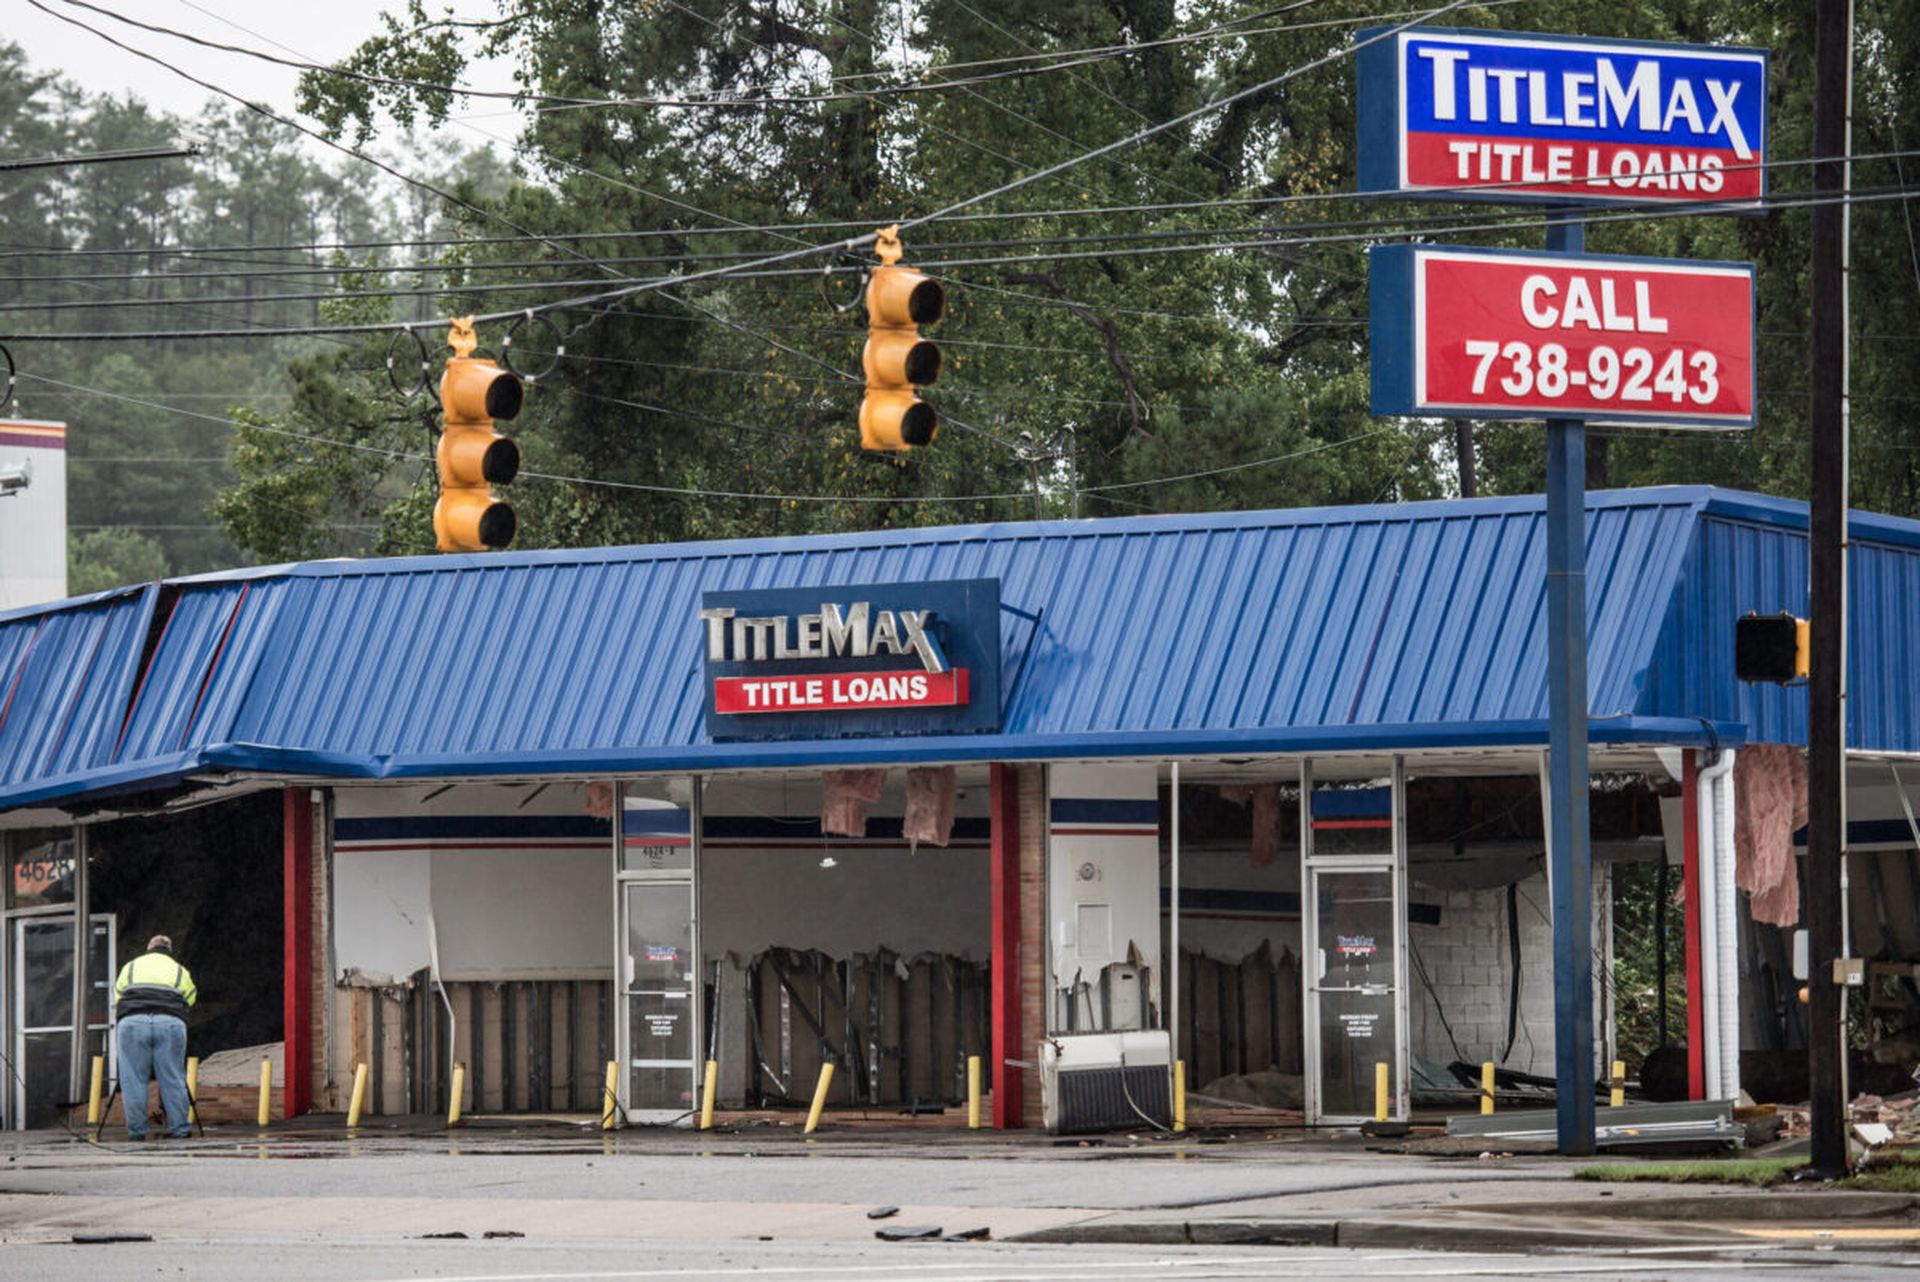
[
  {"left": 14, "top": 150, "right": 1919, "bottom": 290},
  {"left": 20, "top": 368, "right": 1413, "bottom": 505},
  {"left": 49, "top": 0, "right": 1302, "bottom": 112},
  {"left": 7, "top": 144, "right": 1910, "bottom": 266},
  {"left": 0, "top": 143, "right": 201, "bottom": 172},
  {"left": 11, "top": 183, "right": 1918, "bottom": 342}
]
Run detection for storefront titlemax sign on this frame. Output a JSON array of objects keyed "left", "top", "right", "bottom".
[
  {"left": 698, "top": 601, "right": 947, "bottom": 673},
  {"left": 699, "top": 577, "right": 1002, "bottom": 741}
]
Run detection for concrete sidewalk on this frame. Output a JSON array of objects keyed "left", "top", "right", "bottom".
[{"left": 4, "top": 1117, "right": 1917, "bottom": 1258}]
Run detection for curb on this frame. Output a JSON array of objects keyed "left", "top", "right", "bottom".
[
  {"left": 1015, "top": 1220, "right": 1337, "bottom": 1247},
  {"left": 1466, "top": 1191, "right": 1920, "bottom": 1222},
  {"left": 1011, "top": 1215, "right": 1713, "bottom": 1251}
]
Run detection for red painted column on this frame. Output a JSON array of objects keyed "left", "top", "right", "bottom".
[
  {"left": 989, "top": 763, "right": 1022, "bottom": 1128},
  {"left": 1681, "top": 749, "right": 1705, "bottom": 1100},
  {"left": 282, "top": 787, "right": 314, "bottom": 1119}
]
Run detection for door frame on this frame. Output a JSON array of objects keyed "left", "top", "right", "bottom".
[
  {"left": 1300, "top": 757, "right": 1410, "bottom": 1126},
  {"left": 9, "top": 911, "right": 115, "bottom": 1130},
  {"left": 612, "top": 779, "right": 703, "bottom": 1126}
]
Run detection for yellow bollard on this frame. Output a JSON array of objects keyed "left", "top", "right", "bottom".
[
  {"left": 346, "top": 1061, "right": 369, "bottom": 1128},
  {"left": 601, "top": 1060, "right": 619, "bottom": 1131},
  {"left": 967, "top": 1055, "right": 982, "bottom": 1130},
  {"left": 87, "top": 1055, "right": 105, "bottom": 1125},
  {"left": 1481, "top": 1061, "right": 1495, "bottom": 1116},
  {"left": 699, "top": 1059, "right": 718, "bottom": 1131},
  {"left": 1610, "top": 1059, "right": 1626, "bottom": 1108},
  {"left": 186, "top": 1056, "right": 200, "bottom": 1123},
  {"left": 1374, "top": 1062, "right": 1389, "bottom": 1123},
  {"left": 257, "top": 1058, "right": 273, "bottom": 1127},
  {"left": 803, "top": 1062, "right": 834, "bottom": 1134},
  {"left": 448, "top": 1063, "right": 466, "bottom": 1127},
  {"left": 1173, "top": 1060, "right": 1187, "bottom": 1132}
]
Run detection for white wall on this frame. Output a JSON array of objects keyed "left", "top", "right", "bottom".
[
  {"left": 700, "top": 772, "right": 991, "bottom": 960},
  {"left": 1048, "top": 763, "right": 1162, "bottom": 1028},
  {"left": 333, "top": 783, "right": 613, "bottom": 982}
]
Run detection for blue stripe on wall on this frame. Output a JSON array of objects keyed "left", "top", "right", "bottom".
[
  {"left": 1049, "top": 797, "right": 1159, "bottom": 825},
  {"left": 1792, "top": 818, "right": 1917, "bottom": 848},
  {"left": 1157, "top": 886, "right": 1440, "bottom": 926},
  {"left": 336, "top": 812, "right": 993, "bottom": 844},
  {"left": 335, "top": 814, "right": 612, "bottom": 842},
  {"left": 622, "top": 807, "right": 692, "bottom": 837},
  {"left": 703, "top": 815, "right": 992, "bottom": 842},
  {"left": 1311, "top": 787, "right": 1392, "bottom": 818}
]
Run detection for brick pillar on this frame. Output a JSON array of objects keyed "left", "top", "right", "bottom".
[
  {"left": 309, "top": 792, "right": 332, "bottom": 1111},
  {"left": 989, "top": 764, "right": 1021, "bottom": 1127},
  {"left": 282, "top": 788, "right": 314, "bottom": 1118},
  {"left": 1018, "top": 765, "right": 1046, "bottom": 1125}
]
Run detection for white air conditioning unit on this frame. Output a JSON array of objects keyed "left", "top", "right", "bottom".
[{"left": 1040, "top": 1029, "right": 1173, "bottom": 1135}]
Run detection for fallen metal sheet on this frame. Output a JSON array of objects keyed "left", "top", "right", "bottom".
[{"left": 1445, "top": 1099, "right": 1740, "bottom": 1148}]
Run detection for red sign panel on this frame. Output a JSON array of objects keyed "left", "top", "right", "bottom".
[
  {"left": 712, "top": 669, "right": 970, "bottom": 715},
  {"left": 1376, "top": 246, "right": 1755, "bottom": 427}
]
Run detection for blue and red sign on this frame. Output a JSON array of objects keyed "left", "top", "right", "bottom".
[
  {"left": 701, "top": 578, "right": 1002, "bottom": 741},
  {"left": 1370, "top": 244, "right": 1756, "bottom": 429},
  {"left": 1358, "top": 27, "right": 1768, "bottom": 205}
]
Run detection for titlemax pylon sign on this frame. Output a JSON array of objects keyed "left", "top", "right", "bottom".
[{"left": 1358, "top": 27, "right": 1768, "bottom": 204}]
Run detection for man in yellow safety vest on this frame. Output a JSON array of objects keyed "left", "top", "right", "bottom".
[{"left": 113, "top": 934, "right": 197, "bottom": 1140}]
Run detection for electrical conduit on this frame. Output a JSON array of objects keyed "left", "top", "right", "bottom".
[
  {"left": 1713, "top": 751, "right": 1741, "bottom": 1102},
  {"left": 1694, "top": 750, "right": 1736, "bottom": 1099}
]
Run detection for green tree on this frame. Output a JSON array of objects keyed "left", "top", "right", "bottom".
[{"left": 67, "top": 528, "right": 170, "bottom": 595}]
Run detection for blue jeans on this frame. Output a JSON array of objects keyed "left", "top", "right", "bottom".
[{"left": 117, "top": 1014, "right": 190, "bottom": 1138}]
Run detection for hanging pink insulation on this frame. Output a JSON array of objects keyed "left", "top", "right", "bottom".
[
  {"left": 1733, "top": 744, "right": 1808, "bottom": 928},
  {"left": 1220, "top": 782, "right": 1281, "bottom": 868},
  {"left": 903, "top": 766, "right": 957, "bottom": 847},
  {"left": 821, "top": 768, "right": 888, "bottom": 838}
]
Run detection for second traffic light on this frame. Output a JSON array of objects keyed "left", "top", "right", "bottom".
[
  {"left": 861, "top": 225, "right": 944, "bottom": 452},
  {"left": 434, "top": 319, "right": 523, "bottom": 552},
  {"left": 1735, "top": 611, "right": 1810, "bottom": 684}
]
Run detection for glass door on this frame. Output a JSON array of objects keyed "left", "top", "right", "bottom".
[
  {"left": 614, "top": 780, "right": 701, "bottom": 1126},
  {"left": 1300, "top": 758, "right": 1408, "bottom": 1126},
  {"left": 1305, "top": 866, "right": 1401, "bottom": 1121},
  {"left": 10, "top": 914, "right": 112, "bottom": 1129},
  {"left": 620, "top": 880, "right": 698, "bottom": 1122}
]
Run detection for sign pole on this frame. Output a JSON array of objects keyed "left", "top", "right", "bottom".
[{"left": 1545, "top": 208, "right": 1596, "bottom": 1157}]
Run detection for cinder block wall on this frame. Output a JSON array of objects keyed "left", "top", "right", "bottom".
[{"left": 1408, "top": 872, "right": 1610, "bottom": 1080}]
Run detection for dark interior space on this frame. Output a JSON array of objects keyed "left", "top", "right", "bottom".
[{"left": 88, "top": 791, "right": 283, "bottom": 1055}]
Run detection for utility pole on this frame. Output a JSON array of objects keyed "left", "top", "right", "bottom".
[
  {"left": 1455, "top": 421, "right": 1477, "bottom": 498},
  {"left": 1806, "top": 0, "right": 1853, "bottom": 1178}
]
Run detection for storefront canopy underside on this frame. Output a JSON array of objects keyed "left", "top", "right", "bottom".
[{"left": 3, "top": 485, "right": 1916, "bottom": 817}]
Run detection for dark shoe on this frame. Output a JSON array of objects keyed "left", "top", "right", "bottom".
[{"left": 166, "top": 1130, "right": 192, "bottom": 1139}]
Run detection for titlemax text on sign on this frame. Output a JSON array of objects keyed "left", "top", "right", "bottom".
[
  {"left": 700, "top": 600, "right": 970, "bottom": 714},
  {"left": 1358, "top": 28, "right": 1768, "bottom": 204},
  {"left": 1369, "top": 244, "right": 1756, "bottom": 428}
]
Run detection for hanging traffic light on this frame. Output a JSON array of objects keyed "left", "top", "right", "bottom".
[
  {"left": 1735, "top": 611, "right": 1810, "bottom": 684},
  {"left": 434, "top": 316, "right": 522, "bottom": 552},
  {"left": 860, "top": 225, "right": 944, "bottom": 452}
]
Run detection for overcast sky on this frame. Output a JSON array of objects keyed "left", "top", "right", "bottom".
[{"left": 12, "top": 0, "right": 516, "bottom": 133}]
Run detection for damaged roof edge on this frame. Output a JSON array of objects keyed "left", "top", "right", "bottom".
[
  {"left": 0, "top": 714, "right": 1746, "bottom": 813},
  {"left": 171, "top": 715, "right": 1747, "bottom": 781}
]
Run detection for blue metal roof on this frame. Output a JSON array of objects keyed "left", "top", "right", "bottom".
[{"left": 1, "top": 486, "right": 1913, "bottom": 812}]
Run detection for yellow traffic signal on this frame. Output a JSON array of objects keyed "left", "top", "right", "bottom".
[
  {"left": 860, "top": 225, "right": 944, "bottom": 452},
  {"left": 1734, "top": 611, "right": 1810, "bottom": 684},
  {"left": 434, "top": 317, "right": 522, "bottom": 552}
]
